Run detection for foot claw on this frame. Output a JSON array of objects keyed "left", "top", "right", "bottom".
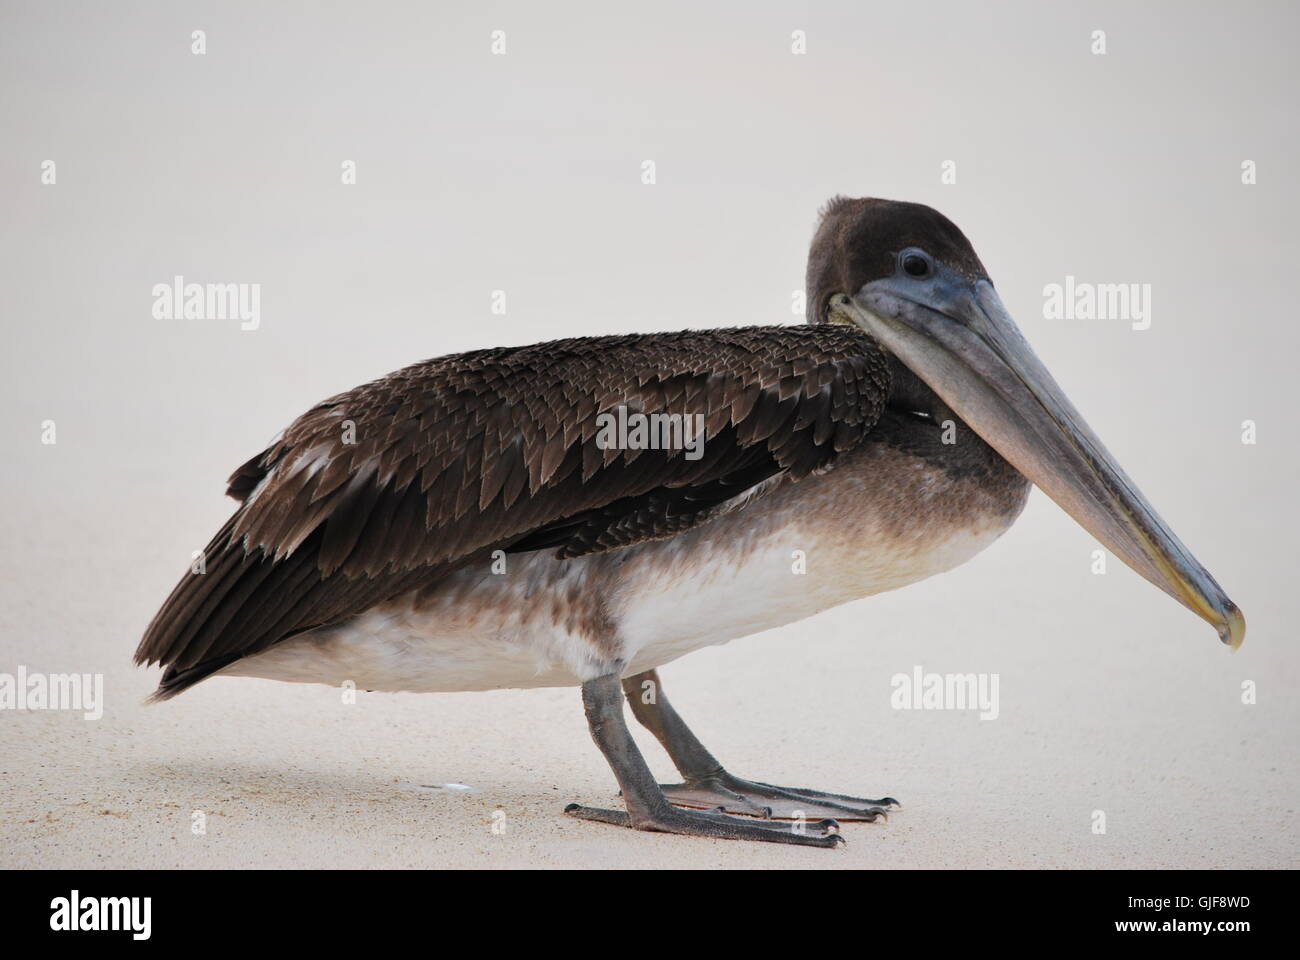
[
  {"left": 566, "top": 800, "right": 845, "bottom": 847},
  {"left": 660, "top": 774, "right": 899, "bottom": 822}
]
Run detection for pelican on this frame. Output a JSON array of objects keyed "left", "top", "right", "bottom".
[{"left": 136, "top": 197, "right": 1243, "bottom": 848}]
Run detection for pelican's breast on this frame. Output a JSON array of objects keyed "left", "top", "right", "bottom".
[{"left": 612, "top": 412, "right": 1030, "bottom": 673}]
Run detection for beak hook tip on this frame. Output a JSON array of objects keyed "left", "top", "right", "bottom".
[{"left": 1219, "top": 602, "right": 1246, "bottom": 651}]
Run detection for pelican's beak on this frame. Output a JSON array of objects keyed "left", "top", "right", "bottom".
[{"left": 842, "top": 265, "right": 1244, "bottom": 649}]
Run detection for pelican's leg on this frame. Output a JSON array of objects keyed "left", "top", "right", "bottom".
[
  {"left": 620, "top": 669, "right": 897, "bottom": 822},
  {"left": 563, "top": 673, "right": 844, "bottom": 847}
]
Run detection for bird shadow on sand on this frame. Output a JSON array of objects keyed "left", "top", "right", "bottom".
[{"left": 116, "top": 757, "right": 559, "bottom": 822}]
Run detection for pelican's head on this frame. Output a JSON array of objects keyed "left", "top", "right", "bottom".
[{"left": 806, "top": 196, "right": 1244, "bottom": 649}]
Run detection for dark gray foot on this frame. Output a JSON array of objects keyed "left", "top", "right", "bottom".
[
  {"left": 573, "top": 673, "right": 846, "bottom": 849},
  {"left": 659, "top": 773, "right": 898, "bottom": 821},
  {"left": 564, "top": 801, "right": 844, "bottom": 847},
  {"left": 620, "top": 669, "right": 897, "bottom": 824}
]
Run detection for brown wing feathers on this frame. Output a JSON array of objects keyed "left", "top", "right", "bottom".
[{"left": 136, "top": 326, "right": 890, "bottom": 698}]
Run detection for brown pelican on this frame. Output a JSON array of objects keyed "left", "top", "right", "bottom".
[{"left": 136, "top": 197, "right": 1243, "bottom": 848}]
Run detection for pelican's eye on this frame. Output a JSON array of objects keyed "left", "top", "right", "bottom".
[{"left": 901, "top": 249, "right": 932, "bottom": 279}]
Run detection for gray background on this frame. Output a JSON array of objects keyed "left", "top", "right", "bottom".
[{"left": 2, "top": 0, "right": 1296, "bottom": 868}]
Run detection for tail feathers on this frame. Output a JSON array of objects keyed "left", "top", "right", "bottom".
[
  {"left": 146, "top": 653, "right": 244, "bottom": 703},
  {"left": 136, "top": 514, "right": 264, "bottom": 702}
]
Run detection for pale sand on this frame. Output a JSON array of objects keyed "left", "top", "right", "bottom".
[{"left": 1, "top": 467, "right": 1295, "bottom": 869}]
